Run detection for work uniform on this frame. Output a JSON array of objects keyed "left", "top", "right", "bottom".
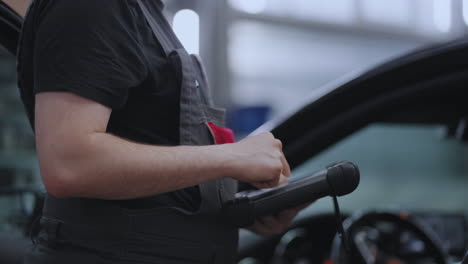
[{"left": 18, "top": 0, "right": 239, "bottom": 263}]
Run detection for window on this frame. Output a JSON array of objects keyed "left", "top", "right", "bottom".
[
  {"left": 361, "top": 0, "right": 411, "bottom": 26},
  {"left": 294, "top": 124, "right": 468, "bottom": 215},
  {"left": 173, "top": 9, "right": 200, "bottom": 55},
  {"left": 433, "top": 0, "right": 453, "bottom": 33},
  {"left": 0, "top": 47, "right": 40, "bottom": 235}
]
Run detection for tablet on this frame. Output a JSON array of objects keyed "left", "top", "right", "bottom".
[{"left": 222, "top": 161, "right": 360, "bottom": 227}]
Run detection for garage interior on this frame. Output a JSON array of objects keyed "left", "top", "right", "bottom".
[{"left": 0, "top": 1, "right": 467, "bottom": 263}]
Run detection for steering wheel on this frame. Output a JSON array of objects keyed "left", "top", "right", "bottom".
[{"left": 330, "top": 211, "right": 448, "bottom": 264}]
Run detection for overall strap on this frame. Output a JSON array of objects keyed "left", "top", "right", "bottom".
[{"left": 136, "top": 0, "right": 183, "bottom": 56}]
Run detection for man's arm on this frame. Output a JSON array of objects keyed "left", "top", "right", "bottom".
[{"left": 35, "top": 92, "right": 290, "bottom": 200}]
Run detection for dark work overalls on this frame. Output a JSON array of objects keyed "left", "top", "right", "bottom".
[{"left": 24, "top": 1, "right": 239, "bottom": 263}]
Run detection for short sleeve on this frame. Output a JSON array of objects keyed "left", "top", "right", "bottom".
[{"left": 33, "top": 0, "right": 148, "bottom": 109}]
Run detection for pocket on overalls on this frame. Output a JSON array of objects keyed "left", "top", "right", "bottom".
[{"left": 202, "top": 105, "right": 235, "bottom": 145}]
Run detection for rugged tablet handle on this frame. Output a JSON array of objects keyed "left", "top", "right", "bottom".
[{"left": 222, "top": 161, "right": 360, "bottom": 227}]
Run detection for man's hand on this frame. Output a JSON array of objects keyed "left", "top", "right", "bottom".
[
  {"left": 225, "top": 131, "right": 308, "bottom": 236},
  {"left": 247, "top": 203, "right": 311, "bottom": 236},
  {"left": 224, "top": 132, "right": 291, "bottom": 189}
]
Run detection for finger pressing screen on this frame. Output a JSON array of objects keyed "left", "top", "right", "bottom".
[{"left": 278, "top": 174, "right": 288, "bottom": 185}]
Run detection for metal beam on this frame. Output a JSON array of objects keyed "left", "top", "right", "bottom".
[{"left": 198, "top": 0, "right": 231, "bottom": 107}]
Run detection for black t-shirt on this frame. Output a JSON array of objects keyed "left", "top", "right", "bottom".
[{"left": 18, "top": 0, "right": 200, "bottom": 210}]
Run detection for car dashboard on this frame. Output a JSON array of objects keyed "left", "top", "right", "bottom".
[{"left": 238, "top": 211, "right": 467, "bottom": 264}]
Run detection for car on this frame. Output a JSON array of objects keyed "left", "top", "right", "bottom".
[
  {"left": 237, "top": 35, "right": 468, "bottom": 264},
  {"left": 0, "top": 1, "right": 467, "bottom": 264}
]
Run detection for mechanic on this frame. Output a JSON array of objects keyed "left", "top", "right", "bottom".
[{"left": 17, "top": 0, "right": 307, "bottom": 263}]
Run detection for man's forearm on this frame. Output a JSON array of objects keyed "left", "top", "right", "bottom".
[
  {"left": 40, "top": 132, "right": 236, "bottom": 200},
  {"left": 35, "top": 92, "right": 288, "bottom": 200}
]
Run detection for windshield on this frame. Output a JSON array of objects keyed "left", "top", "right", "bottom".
[{"left": 293, "top": 123, "right": 468, "bottom": 216}]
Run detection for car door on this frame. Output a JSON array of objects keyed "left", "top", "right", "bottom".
[
  {"left": 0, "top": 1, "right": 21, "bottom": 55},
  {"left": 0, "top": 2, "right": 35, "bottom": 264},
  {"left": 240, "top": 38, "right": 468, "bottom": 261}
]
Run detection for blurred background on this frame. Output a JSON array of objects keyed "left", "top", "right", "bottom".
[
  {"left": 0, "top": 0, "right": 467, "bottom": 237},
  {"left": 161, "top": 0, "right": 468, "bottom": 136}
]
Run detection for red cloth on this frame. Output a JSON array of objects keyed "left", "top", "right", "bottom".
[{"left": 206, "top": 122, "right": 235, "bottom": 144}]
